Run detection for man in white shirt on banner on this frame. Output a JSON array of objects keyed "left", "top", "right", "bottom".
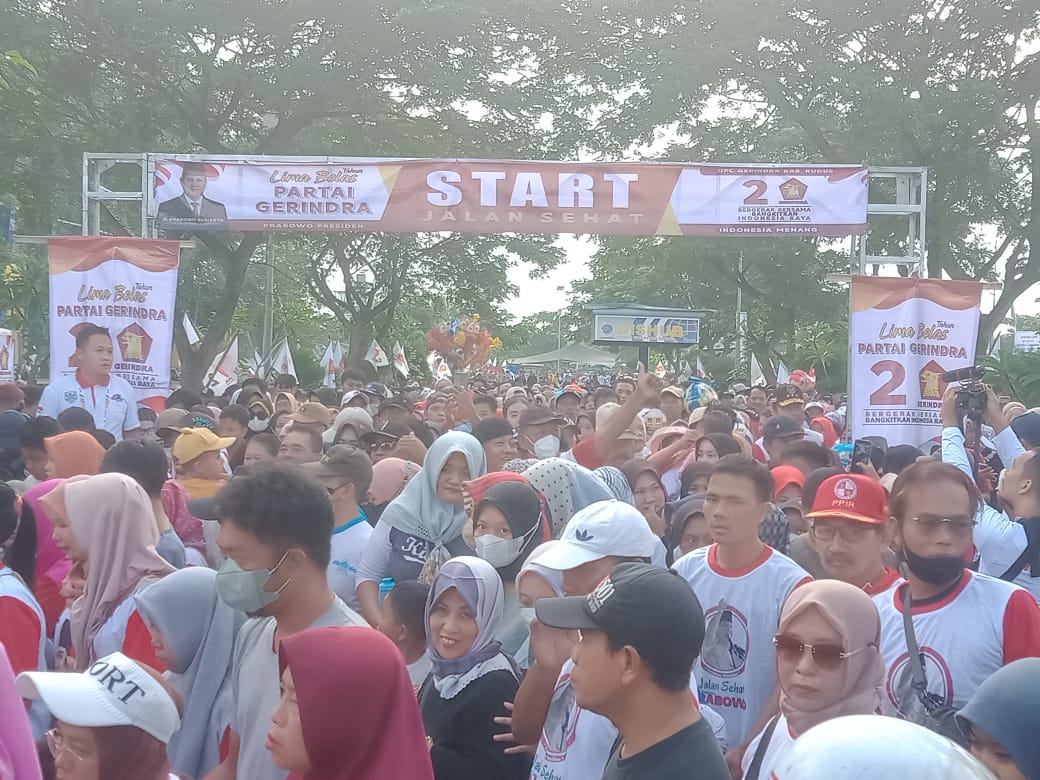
[
  {"left": 38, "top": 325, "right": 141, "bottom": 441},
  {"left": 875, "top": 460, "right": 1040, "bottom": 726}
]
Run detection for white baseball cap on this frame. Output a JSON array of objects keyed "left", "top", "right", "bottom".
[
  {"left": 531, "top": 500, "right": 660, "bottom": 571},
  {"left": 16, "top": 652, "right": 181, "bottom": 743}
]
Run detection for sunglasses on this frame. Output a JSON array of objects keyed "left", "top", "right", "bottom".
[{"left": 773, "top": 634, "right": 870, "bottom": 670}]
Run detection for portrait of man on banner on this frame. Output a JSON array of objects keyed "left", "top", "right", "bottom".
[{"left": 156, "top": 161, "right": 228, "bottom": 236}]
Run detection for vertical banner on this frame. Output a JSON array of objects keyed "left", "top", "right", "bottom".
[
  {"left": 48, "top": 237, "right": 179, "bottom": 408},
  {"left": 849, "top": 277, "right": 982, "bottom": 446},
  {"left": 0, "top": 329, "right": 16, "bottom": 383}
]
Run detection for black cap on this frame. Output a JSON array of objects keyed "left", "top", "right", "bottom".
[
  {"left": 360, "top": 422, "right": 410, "bottom": 446},
  {"left": 518, "top": 407, "right": 566, "bottom": 428},
  {"left": 1011, "top": 412, "right": 1040, "bottom": 446},
  {"left": 537, "top": 562, "right": 705, "bottom": 671},
  {"left": 761, "top": 415, "right": 804, "bottom": 441},
  {"left": 187, "top": 495, "right": 220, "bottom": 521},
  {"left": 379, "top": 397, "right": 409, "bottom": 414},
  {"left": 775, "top": 383, "right": 805, "bottom": 407},
  {"left": 472, "top": 416, "right": 514, "bottom": 444}
]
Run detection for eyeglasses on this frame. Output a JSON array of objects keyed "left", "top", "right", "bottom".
[
  {"left": 371, "top": 440, "right": 397, "bottom": 451},
  {"left": 773, "top": 634, "right": 870, "bottom": 670},
  {"left": 250, "top": 410, "right": 269, "bottom": 420},
  {"left": 809, "top": 522, "right": 873, "bottom": 544},
  {"left": 910, "top": 515, "right": 976, "bottom": 537},
  {"left": 326, "top": 483, "right": 352, "bottom": 496},
  {"left": 46, "top": 729, "right": 87, "bottom": 763}
]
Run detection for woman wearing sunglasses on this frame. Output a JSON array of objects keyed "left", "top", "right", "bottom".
[{"left": 740, "top": 580, "right": 884, "bottom": 780}]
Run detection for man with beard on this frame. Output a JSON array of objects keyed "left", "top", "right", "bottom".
[{"left": 874, "top": 461, "right": 1040, "bottom": 727}]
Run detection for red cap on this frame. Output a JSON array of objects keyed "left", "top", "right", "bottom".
[{"left": 806, "top": 474, "right": 889, "bottom": 525}]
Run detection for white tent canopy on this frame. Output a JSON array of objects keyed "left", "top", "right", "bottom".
[{"left": 508, "top": 343, "right": 618, "bottom": 367}]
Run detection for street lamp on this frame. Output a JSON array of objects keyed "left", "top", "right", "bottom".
[{"left": 556, "top": 285, "right": 565, "bottom": 380}]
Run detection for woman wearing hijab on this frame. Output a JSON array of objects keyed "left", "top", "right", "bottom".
[
  {"left": 957, "top": 658, "right": 1040, "bottom": 780},
  {"left": 274, "top": 391, "right": 299, "bottom": 417},
  {"left": 740, "top": 580, "right": 884, "bottom": 780},
  {"left": 680, "top": 460, "right": 715, "bottom": 498},
  {"left": 419, "top": 557, "right": 529, "bottom": 780},
  {"left": 668, "top": 494, "right": 712, "bottom": 560},
  {"left": 619, "top": 459, "right": 668, "bottom": 537},
  {"left": 0, "top": 644, "right": 43, "bottom": 780},
  {"left": 43, "top": 431, "right": 105, "bottom": 479},
  {"left": 469, "top": 480, "right": 548, "bottom": 657},
  {"left": 694, "top": 433, "right": 742, "bottom": 464},
  {"left": 134, "top": 567, "right": 245, "bottom": 779},
  {"left": 523, "top": 457, "right": 612, "bottom": 537},
  {"left": 0, "top": 486, "right": 46, "bottom": 679},
  {"left": 246, "top": 397, "right": 274, "bottom": 435},
  {"left": 40, "top": 473, "right": 176, "bottom": 671},
  {"left": 511, "top": 541, "right": 565, "bottom": 669},
  {"left": 356, "top": 432, "right": 487, "bottom": 625},
  {"left": 22, "top": 480, "right": 70, "bottom": 633},
  {"left": 267, "top": 626, "right": 435, "bottom": 780},
  {"left": 593, "top": 466, "right": 636, "bottom": 504},
  {"left": 365, "top": 457, "right": 422, "bottom": 525}
]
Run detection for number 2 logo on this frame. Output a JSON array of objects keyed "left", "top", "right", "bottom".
[
  {"left": 743, "top": 179, "right": 768, "bottom": 205},
  {"left": 869, "top": 360, "right": 907, "bottom": 405}
]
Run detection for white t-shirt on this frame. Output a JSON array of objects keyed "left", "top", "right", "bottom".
[
  {"left": 408, "top": 651, "right": 433, "bottom": 694},
  {"left": 231, "top": 597, "right": 365, "bottom": 780},
  {"left": 38, "top": 372, "right": 140, "bottom": 440},
  {"left": 326, "top": 513, "right": 372, "bottom": 613},
  {"left": 673, "top": 543, "right": 811, "bottom": 746},
  {"left": 529, "top": 659, "right": 619, "bottom": 780},
  {"left": 740, "top": 713, "right": 795, "bottom": 780},
  {"left": 875, "top": 571, "right": 1040, "bottom": 719}
]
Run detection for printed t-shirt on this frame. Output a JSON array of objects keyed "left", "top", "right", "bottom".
[
  {"left": 530, "top": 659, "right": 620, "bottom": 780},
  {"left": 38, "top": 372, "right": 140, "bottom": 440},
  {"left": 862, "top": 567, "right": 902, "bottom": 599},
  {"left": 875, "top": 571, "right": 1040, "bottom": 720},
  {"left": 602, "top": 718, "right": 729, "bottom": 780},
  {"left": 672, "top": 543, "right": 811, "bottom": 746},
  {"left": 231, "top": 596, "right": 365, "bottom": 780},
  {"left": 407, "top": 651, "right": 433, "bottom": 694},
  {"left": 326, "top": 509, "right": 372, "bottom": 612}
]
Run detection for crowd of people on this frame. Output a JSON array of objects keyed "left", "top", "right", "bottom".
[{"left": 0, "top": 325, "right": 1039, "bottom": 779}]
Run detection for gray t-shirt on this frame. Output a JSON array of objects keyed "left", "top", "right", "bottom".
[{"left": 231, "top": 596, "right": 365, "bottom": 780}]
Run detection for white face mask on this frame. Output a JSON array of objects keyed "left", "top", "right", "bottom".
[
  {"left": 247, "top": 417, "right": 269, "bottom": 432},
  {"left": 475, "top": 534, "right": 527, "bottom": 568},
  {"left": 519, "top": 606, "right": 537, "bottom": 627},
  {"left": 532, "top": 434, "right": 561, "bottom": 459}
]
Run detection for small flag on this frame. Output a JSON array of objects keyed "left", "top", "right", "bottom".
[
  {"left": 427, "top": 351, "right": 452, "bottom": 380},
  {"left": 777, "top": 361, "right": 791, "bottom": 384},
  {"left": 392, "top": 341, "right": 410, "bottom": 377},
  {"left": 246, "top": 348, "right": 262, "bottom": 375},
  {"left": 271, "top": 338, "right": 297, "bottom": 378},
  {"left": 750, "top": 354, "right": 767, "bottom": 387},
  {"left": 365, "top": 339, "right": 389, "bottom": 368},
  {"left": 205, "top": 336, "right": 239, "bottom": 394},
  {"left": 654, "top": 361, "right": 666, "bottom": 378},
  {"left": 695, "top": 357, "right": 706, "bottom": 378},
  {"left": 183, "top": 313, "right": 201, "bottom": 346},
  {"left": 319, "top": 341, "right": 343, "bottom": 388}
]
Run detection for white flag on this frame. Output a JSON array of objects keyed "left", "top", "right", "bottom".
[
  {"left": 246, "top": 348, "right": 262, "bottom": 375},
  {"left": 319, "top": 341, "right": 343, "bottom": 388},
  {"left": 777, "top": 360, "right": 791, "bottom": 384},
  {"left": 654, "top": 361, "right": 667, "bottom": 378},
  {"left": 205, "top": 336, "right": 239, "bottom": 394},
  {"left": 365, "top": 339, "right": 389, "bottom": 368},
  {"left": 182, "top": 313, "right": 201, "bottom": 346},
  {"left": 427, "top": 351, "right": 452, "bottom": 380},
  {"left": 392, "top": 341, "right": 410, "bottom": 377},
  {"left": 271, "top": 338, "right": 297, "bottom": 378},
  {"left": 750, "top": 354, "right": 767, "bottom": 387},
  {"left": 695, "top": 357, "right": 706, "bottom": 378}
]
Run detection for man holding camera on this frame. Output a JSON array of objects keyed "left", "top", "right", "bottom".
[{"left": 940, "top": 384, "right": 1040, "bottom": 603}]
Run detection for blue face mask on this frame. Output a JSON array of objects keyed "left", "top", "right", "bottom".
[{"left": 216, "top": 549, "right": 292, "bottom": 614}]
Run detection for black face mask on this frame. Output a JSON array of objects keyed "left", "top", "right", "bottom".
[
  {"left": 903, "top": 546, "right": 965, "bottom": 586},
  {"left": 363, "top": 501, "right": 389, "bottom": 526}
]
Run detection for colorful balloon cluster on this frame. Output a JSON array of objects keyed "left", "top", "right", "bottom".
[
  {"left": 426, "top": 314, "right": 503, "bottom": 370},
  {"left": 685, "top": 376, "right": 718, "bottom": 409}
]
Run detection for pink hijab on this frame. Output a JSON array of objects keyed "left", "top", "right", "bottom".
[
  {"left": 0, "top": 643, "right": 42, "bottom": 780},
  {"left": 777, "top": 580, "right": 884, "bottom": 735},
  {"left": 40, "top": 473, "right": 176, "bottom": 670},
  {"left": 368, "top": 458, "right": 422, "bottom": 505},
  {"left": 22, "top": 479, "right": 70, "bottom": 587}
]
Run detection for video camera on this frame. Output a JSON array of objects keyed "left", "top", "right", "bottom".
[{"left": 942, "top": 366, "right": 987, "bottom": 419}]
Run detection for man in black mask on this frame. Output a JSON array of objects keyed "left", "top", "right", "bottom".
[{"left": 873, "top": 460, "right": 1040, "bottom": 730}]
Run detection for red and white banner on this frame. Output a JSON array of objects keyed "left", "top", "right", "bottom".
[
  {"left": 849, "top": 277, "right": 983, "bottom": 446},
  {"left": 48, "top": 237, "right": 179, "bottom": 407},
  {"left": 152, "top": 157, "right": 868, "bottom": 237}
]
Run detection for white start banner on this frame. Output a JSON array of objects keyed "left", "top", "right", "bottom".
[
  {"left": 48, "top": 237, "right": 179, "bottom": 409},
  {"left": 849, "top": 276, "right": 982, "bottom": 447}
]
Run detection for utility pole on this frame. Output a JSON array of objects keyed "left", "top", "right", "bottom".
[
  {"left": 261, "top": 234, "right": 274, "bottom": 377},
  {"left": 556, "top": 285, "right": 565, "bottom": 379},
  {"left": 735, "top": 251, "right": 745, "bottom": 376}
]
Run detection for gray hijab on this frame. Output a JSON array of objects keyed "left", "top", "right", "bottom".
[{"left": 135, "top": 567, "right": 245, "bottom": 778}]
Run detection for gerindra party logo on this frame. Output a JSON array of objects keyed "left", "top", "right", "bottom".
[
  {"left": 117, "top": 323, "right": 153, "bottom": 363},
  {"left": 779, "top": 178, "right": 808, "bottom": 203},
  {"left": 919, "top": 359, "right": 945, "bottom": 401}
]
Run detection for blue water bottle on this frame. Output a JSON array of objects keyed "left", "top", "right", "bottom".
[{"left": 378, "top": 577, "right": 395, "bottom": 606}]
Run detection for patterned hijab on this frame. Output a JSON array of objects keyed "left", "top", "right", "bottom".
[{"left": 523, "top": 458, "right": 612, "bottom": 537}]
